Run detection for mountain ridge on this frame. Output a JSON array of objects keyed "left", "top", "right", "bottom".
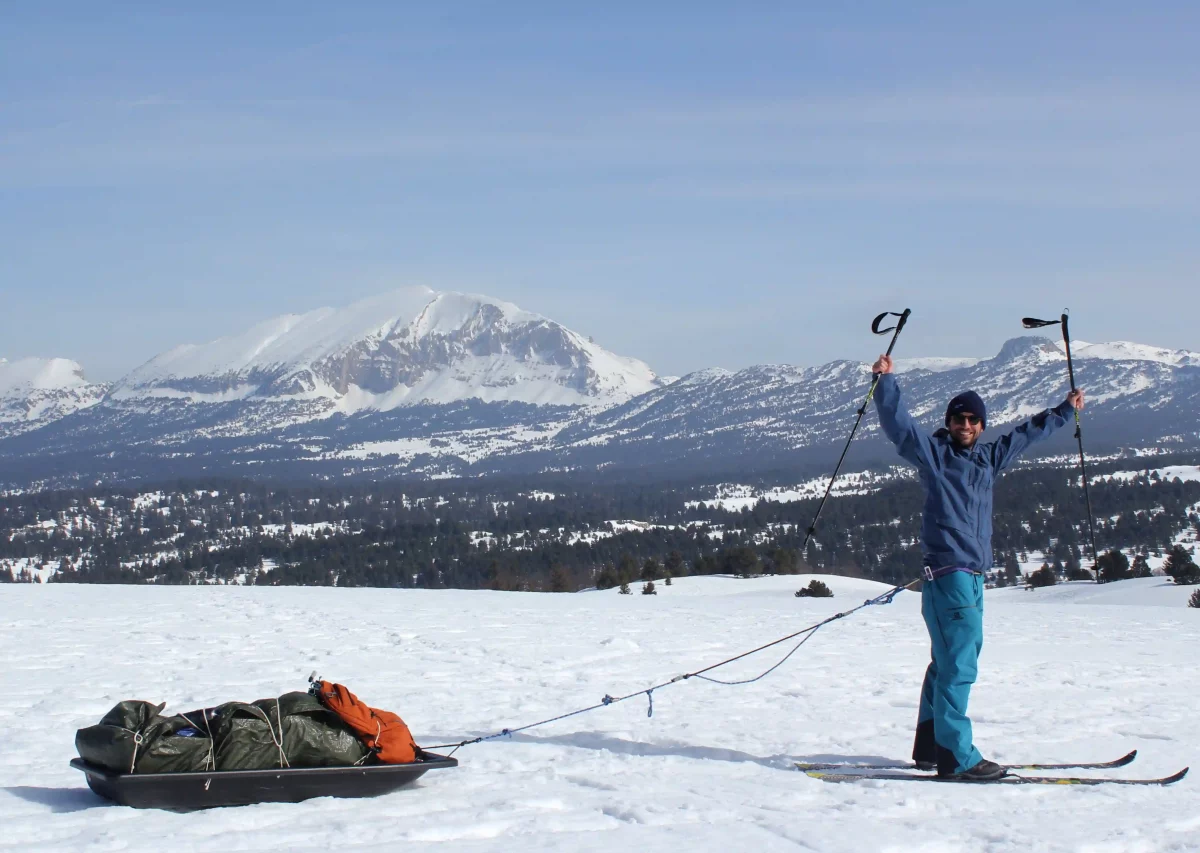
[{"left": 2, "top": 290, "right": 1198, "bottom": 487}]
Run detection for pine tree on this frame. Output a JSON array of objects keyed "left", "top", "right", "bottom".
[
  {"left": 769, "top": 547, "right": 798, "bottom": 575},
  {"left": 724, "top": 546, "right": 760, "bottom": 577},
  {"left": 1028, "top": 564, "right": 1057, "bottom": 588},
  {"left": 1064, "top": 549, "right": 1091, "bottom": 581},
  {"left": 549, "top": 565, "right": 569, "bottom": 592},
  {"left": 1096, "top": 549, "right": 1130, "bottom": 583},
  {"left": 595, "top": 564, "right": 618, "bottom": 590},
  {"left": 1189, "top": 589, "right": 1200, "bottom": 608},
  {"left": 664, "top": 550, "right": 685, "bottom": 578},
  {"left": 1131, "top": 553, "right": 1153, "bottom": 578},
  {"left": 617, "top": 553, "right": 637, "bottom": 586},
  {"left": 795, "top": 579, "right": 833, "bottom": 598},
  {"left": 642, "top": 581, "right": 657, "bottom": 595},
  {"left": 1163, "top": 545, "right": 1200, "bottom": 585},
  {"left": 1004, "top": 552, "right": 1021, "bottom": 585},
  {"left": 641, "top": 556, "right": 660, "bottom": 582},
  {"left": 618, "top": 581, "right": 631, "bottom": 595}
]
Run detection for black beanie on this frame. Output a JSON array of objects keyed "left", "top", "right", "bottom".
[{"left": 945, "top": 390, "right": 987, "bottom": 430}]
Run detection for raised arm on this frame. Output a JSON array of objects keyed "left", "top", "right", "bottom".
[
  {"left": 872, "top": 360, "right": 937, "bottom": 473},
  {"left": 988, "top": 389, "right": 1083, "bottom": 473}
]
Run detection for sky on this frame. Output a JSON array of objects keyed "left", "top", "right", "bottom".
[{"left": 3, "top": 2, "right": 1199, "bottom": 381}]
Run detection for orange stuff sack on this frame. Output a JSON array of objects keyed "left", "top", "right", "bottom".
[{"left": 311, "top": 681, "right": 419, "bottom": 764}]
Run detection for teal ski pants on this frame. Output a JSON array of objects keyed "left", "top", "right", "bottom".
[{"left": 916, "top": 571, "right": 984, "bottom": 774}]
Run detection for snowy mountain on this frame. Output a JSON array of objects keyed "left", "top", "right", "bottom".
[
  {"left": 112, "top": 288, "right": 662, "bottom": 412},
  {"left": 0, "top": 291, "right": 1198, "bottom": 487},
  {"left": 0, "top": 358, "right": 108, "bottom": 440},
  {"left": 533, "top": 336, "right": 1200, "bottom": 475}
]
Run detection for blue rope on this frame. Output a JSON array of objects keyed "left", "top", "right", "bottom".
[
  {"left": 693, "top": 627, "right": 820, "bottom": 686},
  {"left": 425, "top": 580, "right": 914, "bottom": 755}
]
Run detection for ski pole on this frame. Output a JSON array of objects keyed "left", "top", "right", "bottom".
[
  {"left": 1021, "top": 311, "right": 1100, "bottom": 581},
  {"left": 801, "top": 309, "right": 911, "bottom": 555}
]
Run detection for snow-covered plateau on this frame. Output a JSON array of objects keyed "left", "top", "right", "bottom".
[{"left": 2, "top": 575, "right": 1197, "bottom": 852}]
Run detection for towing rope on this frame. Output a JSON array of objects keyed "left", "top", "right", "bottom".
[{"left": 424, "top": 579, "right": 918, "bottom": 757}]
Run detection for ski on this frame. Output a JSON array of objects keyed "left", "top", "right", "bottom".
[
  {"left": 803, "top": 766, "right": 1187, "bottom": 787},
  {"left": 796, "top": 749, "right": 1137, "bottom": 773}
]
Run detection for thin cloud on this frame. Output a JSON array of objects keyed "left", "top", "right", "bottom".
[
  {"left": 118, "top": 95, "right": 185, "bottom": 109},
  {"left": 2, "top": 83, "right": 1197, "bottom": 211}
]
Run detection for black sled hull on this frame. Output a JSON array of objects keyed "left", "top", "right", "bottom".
[{"left": 70, "top": 753, "right": 458, "bottom": 810}]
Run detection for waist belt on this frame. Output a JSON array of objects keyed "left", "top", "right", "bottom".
[{"left": 922, "top": 565, "right": 983, "bottom": 581}]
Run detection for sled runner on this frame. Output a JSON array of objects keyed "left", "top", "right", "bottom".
[{"left": 70, "top": 752, "right": 458, "bottom": 810}]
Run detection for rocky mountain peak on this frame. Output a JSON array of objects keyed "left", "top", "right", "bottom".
[{"left": 110, "top": 288, "right": 663, "bottom": 411}]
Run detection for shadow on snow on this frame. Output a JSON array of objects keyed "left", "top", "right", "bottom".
[
  {"left": 3, "top": 785, "right": 111, "bottom": 813},
  {"left": 458, "top": 730, "right": 895, "bottom": 771}
]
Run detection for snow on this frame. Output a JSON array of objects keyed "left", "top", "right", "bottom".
[
  {"left": 669, "top": 367, "right": 735, "bottom": 387},
  {"left": 991, "top": 576, "right": 1196, "bottom": 607},
  {"left": 1060, "top": 340, "right": 1200, "bottom": 368},
  {"left": 0, "top": 358, "right": 108, "bottom": 436},
  {"left": 0, "top": 358, "right": 93, "bottom": 394},
  {"left": 116, "top": 289, "right": 440, "bottom": 386},
  {"left": 892, "top": 356, "right": 981, "bottom": 373},
  {"left": 329, "top": 353, "right": 634, "bottom": 409},
  {"left": 889, "top": 336, "right": 1200, "bottom": 376},
  {"left": 686, "top": 468, "right": 914, "bottom": 511},
  {"left": 335, "top": 422, "right": 570, "bottom": 465},
  {"left": 412, "top": 291, "right": 539, "bottom": 338},
  {"left": 3, "top": 574, "right": 1197, "bottom": 852},
  {"left": 1095, "top": 465, "right": 1200, "bottom": 485}
]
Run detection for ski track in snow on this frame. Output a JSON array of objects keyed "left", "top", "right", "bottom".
[{"left": 1, "top": 575, "right": 1197, "bottom": 852}]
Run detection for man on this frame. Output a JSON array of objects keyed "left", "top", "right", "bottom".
[{"left": 871, "top": 353, "right": 1084, "bottom": 781}]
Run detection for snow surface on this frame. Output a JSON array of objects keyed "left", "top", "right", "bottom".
[{"left": 2, "top": 575, "right": 1197, "bottom": 852}]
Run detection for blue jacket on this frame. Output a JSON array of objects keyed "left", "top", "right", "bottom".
[{"left": 873, "top": 372, "right": 1074, "bottom": 572}]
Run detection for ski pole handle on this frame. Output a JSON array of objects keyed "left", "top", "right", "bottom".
[
  {"left": 871, "top": 308, "right": 912, "bottom": 357},
  {"left": 1060, "top": 312, "right": 1077, "bottom": 391},
  {"left": 885, "top": 309, "right": 911, "bottom": 357}
]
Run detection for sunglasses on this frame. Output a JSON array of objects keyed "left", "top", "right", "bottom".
[{"left": 950, "top": 413, "right": 981, "bottom": 426}]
